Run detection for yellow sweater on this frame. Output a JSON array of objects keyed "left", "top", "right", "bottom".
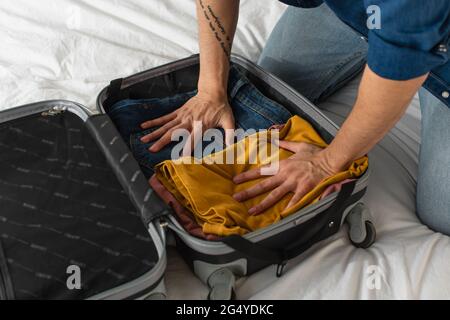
[{"left": 155, "top": 116, "right": 368, "bottom": 237}]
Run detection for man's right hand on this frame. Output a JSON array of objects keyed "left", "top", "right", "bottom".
[{"left": 140, "top": 92, "right": 235, "bottom": 153}]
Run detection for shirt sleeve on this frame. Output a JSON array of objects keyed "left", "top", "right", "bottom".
[
  {"left": 278, "top": 0, "right": 324, "bottom": 9},
  {"left": 365, "top": 0, "right": 450, "bottom": 80}
]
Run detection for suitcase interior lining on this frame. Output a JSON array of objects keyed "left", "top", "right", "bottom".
[{"left": 0, "top": 112, "right": 159, "bottom": 299}]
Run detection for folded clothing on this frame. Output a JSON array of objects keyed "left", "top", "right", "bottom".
[{"left": 154, "top": 115, "right": 368, "bottom": 237}]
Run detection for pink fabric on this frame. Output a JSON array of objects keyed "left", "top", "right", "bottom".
[
  {"left": 319, "top": 179, "right": 356, "bottom": 200},
  {"left": 269, "top": 124, "right": 285, "bottom": 131},
  {"left": 149, "top": 176, "right": 220, "bottom": 241}
]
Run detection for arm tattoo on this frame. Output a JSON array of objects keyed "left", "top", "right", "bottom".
[{"left": 198, "top": 0, "right": 233, "bottom": 58}]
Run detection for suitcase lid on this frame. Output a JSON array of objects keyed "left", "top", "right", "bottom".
[{"left": 0, "top": 100, "right": 168, "bottom": 300}]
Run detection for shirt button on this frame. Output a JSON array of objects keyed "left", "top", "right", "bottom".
[
  {"left": 438, "top": 44, "right": 448, "bottom": 53},
  {"left": 442, "top": 91, "right": 450, "bottom": 99}
]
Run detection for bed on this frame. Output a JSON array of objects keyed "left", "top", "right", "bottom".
[{"left": 1, "top": 0, "right": 449, "bottom": 299}]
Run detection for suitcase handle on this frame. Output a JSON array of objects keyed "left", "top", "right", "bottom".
[{"left": 222, "top": 181, "right": 356, "bottom": 277}]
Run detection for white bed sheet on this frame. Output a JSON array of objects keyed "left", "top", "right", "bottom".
[{"left": 0, "top": 0, "right": 449, "bottom": 300}]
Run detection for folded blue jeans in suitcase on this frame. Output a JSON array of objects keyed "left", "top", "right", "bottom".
[{"left": 108, "top": 67, "right": 293, "bottom": 178}]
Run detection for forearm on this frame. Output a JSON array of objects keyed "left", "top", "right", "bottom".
[
  {"left": 321, "top": 65, "right": 428, "bottom": 172},
  {"left": 196, "top": 0, "right": 240, "bottom": 99}
]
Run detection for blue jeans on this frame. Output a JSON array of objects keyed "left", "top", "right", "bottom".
[
  {"left": 258, "top": 4, "right": 450, "bottom": 235},
  {"left": 108, "top": 66, "right": 292, "bottom": 178}
]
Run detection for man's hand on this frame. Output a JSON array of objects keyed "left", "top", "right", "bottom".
[
  {"left": 233, "top": 141, "right": 338, "bottom": 215},
  {"left": 140, "top": 92, "right": 235, "bottom": 153}
]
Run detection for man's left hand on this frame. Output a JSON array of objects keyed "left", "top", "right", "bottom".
[{"left": 232, "top": 141, "right": 339, "bottom": 215}]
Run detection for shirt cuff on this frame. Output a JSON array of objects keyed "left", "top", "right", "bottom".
[{"left": 367, "top": 31, "right": 447, "bottom": 80}]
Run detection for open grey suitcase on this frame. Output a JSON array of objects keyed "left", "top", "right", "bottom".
[{"left": 0, "top": 54, "right": 375, "bottom": 300}]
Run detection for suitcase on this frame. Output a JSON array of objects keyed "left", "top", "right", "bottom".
[{"left": 0, "top": 54, "right": 375, "bottom": 300}]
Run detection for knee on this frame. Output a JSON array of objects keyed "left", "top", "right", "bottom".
[
  {"left": 416, "top": 179, "right": 450, "bottom": 236},
  {"left": 416, "top": 209, "right": 450, "bottom": 236},
  {"left": 416, "top": 113, "right": 450, "bottom": 236}
]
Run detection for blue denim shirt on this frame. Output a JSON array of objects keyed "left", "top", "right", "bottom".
[{"left": 279, "top": 0, "right": 450, "bottom": 107}]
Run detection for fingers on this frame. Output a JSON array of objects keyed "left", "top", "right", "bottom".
[
  {"left": 149, "top": 125, "right": 186, "bottom": 153},
  {"left": 233, "top": 177, "right": 281, "bottom": 202},
  {"left": 285, "top": 192, "right": 303, "bottom": 211},
  {"left": 278, "top": 140, "right": 302, "bottom": 153},
  {"left": 279, "top": 140, "right": 323, "bottom": 158},
  {"left": 249, "top": 184, "right": 291, "bottom": 216},
  {"left": 233, "top": 166, "right": 266, "bottom": 184},
  {"left": 141, "top": 119, "right": 181, "bottom": 143},
  {"left": 279, "top": 140, "right": 316, "bottom": 154},
  {"left": 141, "top": 112, "right": 177, "bottom": 130},
  {"left": 285, "top": 184, "right": 312, "bottom": 211},
  {"left": 182, "top": 123, "right": 203, "bottom": 157},
  {"left": 220, "top": 112, "right": 236, "bottom": 146}
]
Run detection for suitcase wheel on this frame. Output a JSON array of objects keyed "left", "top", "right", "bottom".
[
  {"left": 207, "top": 268, "right": 236, "bottom": 300},
  {"left": 346, "top": 203, "right": 376, "bottom": 249}
]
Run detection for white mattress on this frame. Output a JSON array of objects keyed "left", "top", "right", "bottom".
[{"left": 1, "top": 0, "right": 449, "bottom": 300}]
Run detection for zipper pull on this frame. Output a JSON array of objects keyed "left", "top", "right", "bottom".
[
  {"left": 159, "top": 220, "right": 169, "bottom": 230},
  {"left": 42, "top": 105, "right": 67, "bottom": 117}
]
